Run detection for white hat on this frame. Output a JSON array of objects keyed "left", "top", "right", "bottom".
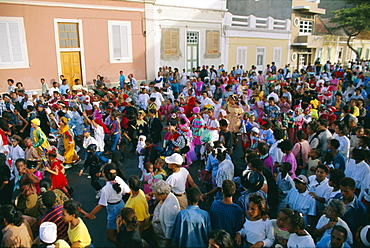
[
  {"left": 251, "top": 127, "right": 259, "bottom": 134},
  {"left": 32, "top": 91, "right": 38, "bottom": 95},
  {"left": 165, "top": 153, "right": 183, "bottom": 165},
  {"left": 125, "top": 97, "right": 132, "bottom": 103},
  {"left": 39, "top": 222, "right": 57, "bottom": 244},
  {"left": 219, "top": 109, "right": 227, "bottom": 116}
]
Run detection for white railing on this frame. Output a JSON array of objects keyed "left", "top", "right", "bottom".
[{"left": 229, "top": 14, "right": 291, "bottom": 31}]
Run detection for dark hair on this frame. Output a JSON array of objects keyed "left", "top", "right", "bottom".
[
  {"left": 281, "top": 162, "right": 292, "bottom": 172},
  {"left": 353, "top": 148, "right": 366, "bottom": 161},
  {"left": 342, "top": 105, "right": 351, "bottom": 113},
  {"left": 280, "top": 208, "right": 293, "bottom": 217},
  {"left": 335, "top": 123, "right": 348, "bottom": 135},
  {"left": 222, "top": 180, "right": 236, "bottom": 198},
  {"left": 149, "top": 108, "right": 157, "bottom": 115},
  {"left": 128, "top": 175, "right": 141, "bottom": 191},
  {"left": 208, "top": 229, "right": 234, "bottom": 248},
  {"left": 42, "top": 191, "right": 57, "bottom": 209},
  {"left": 257, "top": 142, "right": 269, "bottom": 155},
  {"left": 120, "top": 207, "right": 139, "bottom": 230},
  {"left": 318, "top": 119, "right": 328, "bottom": 127},
  {"left": 216, "top": 150, "right": 228, "bottom": 162},
  {"left": 339, "top": 177, "right": 356, "bottom": 190},
  {"left": 168, "top": 120, "right": 177, "bottom": 127},
  {"left": 317, "top": 164, "right": 330, "bottom": 174},
  {"left": 103, "top": 164, "right": 121, "bottom": 194},
  {"left": 323, "top": 151, "right": 334, "bottom": 165},
  {"left": 250, "top": 158, "right": 264, "bottom": 172},
  {"left": 249, "top": 194, "right": 268, "bottom": 215},
  {"left": 296, "top": 130, "right": 306, "bottom": 140},
  {"left": 273, "top": 128, "right": 284, "bottom": 140},
  {"left": 40, "top": 178, "right": 53, "bottom": 191},
  {"left": 187, "top": 187, "right": 201, "bottom": 205},
  {"left": 145, "top": 137, "right": 153, "bottom": 144},
  {"left": 219, "top": 119, "right": 228, "bottom": 127},
  {"left": 0, "top": 205, "right": 23, "bottom": 226},
  {"left": 63, "top": 200, "right": 81, "bottom": 217},
  {"left": 288, "top": 210, "right": 305, "bottom": 230},
  {"left": 330, "top": 139, "right": 340, "bottom": 149},
  {"left": 278, "top": 139, "right": 293, "bottom": 152},
  {"left": 15, "top": 158, "right": 26, "bottom": 166},
  {"left": 262, "top": 120, "right": 271, "bottom": 129},
  {"left": 332, "top": 225, "right": 348, "bottom": 240},
  {"left": 329, "top": 169, "right": 345, "bottom": 187},
  {"left": 359, "top": 136, "right": 370, "bottom": 148}
]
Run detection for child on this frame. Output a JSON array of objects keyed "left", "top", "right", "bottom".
[
  {"left": 219, "top": 119, "right": 233, "bottom": 154},
  {"left": 240, "top": 113, "right": 252, "bottom": 153},
  {"left": 286, "top": 210, "right": 315, "bottom": 247},
  {"left": 321, "top": 151, "right": 334, "bottom": 169},
  {"left": 329, "top": 139, "right": 346, "bottom": 171},
  {"left": 79, "top": 144, "right": 104, "bottom": 199},
  {"left": 154, "top": 157, "right": 167, "bottom": 180},
  {"left": 271, "top": 208, "right": 293, "bottom": 248},
  {"left": 278, "top": 140, "right": 297, "bottom": 179},
  {"left": 45, "top": 150, "right": 70, "bottom": 198},
  {"left": 136, "top": 135, "right": 146, "bottom": 172},
  {"left": 141, "top": 162, "right": 154, "bottom": 195},
  {"left": 307, "top": 149, "right": 320, "bottom": 177},
  {"left": 162, "top": 99, "right": 174, "bottom": 122},
  {"left": 9, "top": 135, "right": 25, "bottom": 188},
  {"left": 250, "top": 127, "right": 260, "bottom": 150},
  {"left": 276, "top": 162, "right": 294, "bottom": 212},
  {"left": 116, "top": 208, "right": 144, "bottom": 247}
]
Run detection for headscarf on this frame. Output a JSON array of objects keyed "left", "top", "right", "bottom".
[{"left": 95, "top": 118, "right": 109, "bottom": 133}]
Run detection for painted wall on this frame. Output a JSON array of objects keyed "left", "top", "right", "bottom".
[
  {"left": 228, "top": 37, "right": 289, "bottom": 71},
  {"left": 0, "top": 0, "right": 146, "bottom": 92}
]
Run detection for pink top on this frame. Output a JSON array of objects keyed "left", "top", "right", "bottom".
[
  {"left": 292, "top": 141, "right": 310, "bottom": 167},
  {"left": 263, "top": 155, "right": 274, "bottom": 172},
  {"left": 283, "top": 153, "right": 297, "bottom": 179},
  {"left": 330, "top": 78, "right": 339, "bottom": 91}
]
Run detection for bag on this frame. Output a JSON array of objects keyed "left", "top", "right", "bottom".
[
  {"left": 296, "top": 143, "right": 304, "bottom": 167},
  {"left": 179, "top": 134, "right": 190, "bottom": 154}
]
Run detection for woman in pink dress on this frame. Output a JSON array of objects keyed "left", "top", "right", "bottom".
[{"left": 278, "top": 140, "right": 297, "bottom": 179}]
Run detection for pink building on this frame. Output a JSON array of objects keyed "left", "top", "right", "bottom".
[{"left": 0, "top": 0, "right": 146, "bottom": 92}]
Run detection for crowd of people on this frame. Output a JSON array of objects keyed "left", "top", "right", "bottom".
[{"left": 1, "top": 59, "right": 370, "bottom": 247}]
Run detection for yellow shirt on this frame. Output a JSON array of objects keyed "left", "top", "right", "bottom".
[
  {"left": 352, "top": 106, "right": 359, "bottom": 117},
  {"left": 68, "top": 218, "right": 91, "bottom": 248},
  {"left": 125, "top": 189, "right": 151, "bottom": 229}
]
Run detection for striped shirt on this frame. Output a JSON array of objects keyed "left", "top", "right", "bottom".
[
  {"left": 39, "top": 205, "right": 68, "bottom": 240},
  {"left": 286, "top": 188, "right": 316, "bottom": 225}
]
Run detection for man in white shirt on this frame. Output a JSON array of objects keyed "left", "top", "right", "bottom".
[{"left": 48, "top": 82, "right": 60, "bottom": 96}]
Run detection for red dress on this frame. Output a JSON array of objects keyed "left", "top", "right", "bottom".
[{"left": 50, "top": 160, "right": 68, "bottom": 189}]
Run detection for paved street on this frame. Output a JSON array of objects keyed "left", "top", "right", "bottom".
[{"left": 66, "top": 132, "right": 247, "bottom": 247}]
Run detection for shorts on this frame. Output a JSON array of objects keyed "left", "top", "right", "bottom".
[{"left": 106, "top": 200, "right": 124, "bottom": 230}]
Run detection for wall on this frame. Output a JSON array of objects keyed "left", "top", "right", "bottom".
[
  {"left": 228, "top": 37, "right": 289, "bottom": 71},
  {"left": 0, "top": 0, "right": 146, "bottom": 92}
]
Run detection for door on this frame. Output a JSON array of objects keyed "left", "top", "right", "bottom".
[
  {"left": 61, "top": 52, "right": 81, "bottom": 87},
  {"left": 256, "top": 47, "right": 265, "bottom": 71},
  {"left": 186, "top": 32, "right": 199, "bottom": 72}
]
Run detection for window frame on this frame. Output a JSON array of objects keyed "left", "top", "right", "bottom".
[
  {"left": 236, "top": 46, "right": 247, "bottom": 69},
  {"left": 0, "top": 17, "right": 29, "bottom": 69},
  {"left": 108, "top": 20, "right": 133, "bottom": 64},
  {"left": 273, "top": 47, "right": 282, "bottom": 68},
  {"left": 299, "top": 20, "right": 313, "bottom": 35},
  {"left": 205, "top": 30, "right": 221, "bottom": 59}
]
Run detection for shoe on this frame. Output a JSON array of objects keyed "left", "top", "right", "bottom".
[
  {"left": 64, "top": 164, "right": 72, "bottom": 169},
  {"left": 95, "top": 190, "right": 101, "bottom": 199},
  {"left": 73, "top": 158, "right": 81, "bottom": 165}
]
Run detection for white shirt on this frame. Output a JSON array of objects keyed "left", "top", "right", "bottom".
[
  {"left": 332, "top": 134, "right": 350, "bottom": 158},
  {"left": 166, "top": 167, "right": 189, "bottom": 194},
  {"left": 159, "top": 192, "right": 180, "bottom": 239},
  {"left": 204, "top": 116, "right": 219, "bottom": 142},
  {"left": 98, "top": 176, "right": 130, "bottom": 206},
  {"left": 83, "top": 136, "right": 98, "bottom": 149},
  {"left": 138, "top": 93, "right": 150, "bottom": 110},
  {"left": 150, "top": 92, "right": 164, "bottom": 109},
  {"left": 238, "top": 218, "right": 274, "bottom": 247},
  {"left": 267, "top": 92, "right": 279, "bottom": 102},
  {"left": 360, "top": 174, "right": 370, "bottom": 202},
  {"left": 287, "top": 232, "right": 315, "bottom": 248},
  {"left": 92, "top": 125, "right": 105, "bottom": 152},
  {"left": 316, "top": 215, "right": 353, "bottom": 244},
  {"left": 307, "top": 176, "right": 333, "bottom": 202},
  {"left": 286, "top": 189, "right": 316, "bottom": 225},
  {"left": 48, "top": 87, "right": 60, "bottom": 96},
  {"left": 269, "top": 139, "right": 284, "bottom": 164},
  {"left": 345, "top": 159, "right": 370, "bottom": 189}
]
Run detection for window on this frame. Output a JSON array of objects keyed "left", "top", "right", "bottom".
[
  {"left": 256, "top": 47, "right": 265, "bottom": 70},
  {"left": 236, "top": 47, "right": 247, "bottom": 68},
  {"left": 327, "top": 47, "right": 332, "bottom": 61},
  {"left": 299, "top": 20, "right": 313, "bottom": 35},
  {"left": 358, "top": 47, "right": 363, "bottom": 58},
  {"left": 366, "top": 49, "right": 370, "bottom": 60},
  {"left": 187, "top": 32, "right": 198, "bottom": 44},
  {"left": 108, "top": 21, "right": 132, "bottom": 63},
  {"left": 162, "top": 29, "right": 179, "bottom": 57},
  {"left": 206, "top": 30, "right": 220, "bottom": 55},
  {"left": 273, "top": 47, "right": 282, "bottom": 68},
  {"left": 0, "top": 17, "right": 29, "bottom": 69},
  {"left": 317, "top": 48, "right": 323, "bottom": 59},
  {"left": 58, "top": 23, "right": 79, "bottom": 48}
]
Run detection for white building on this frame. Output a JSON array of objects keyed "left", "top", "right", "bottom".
[{"left": 144, "top": 0, "right": 227, "bottom": 79}]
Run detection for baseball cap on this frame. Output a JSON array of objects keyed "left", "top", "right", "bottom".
[
  {"left": 165, "top": 153, "right": 183, "bottom": 165},
  {"left": 294, "top": 175, "right": 308, "bottom": 185}
]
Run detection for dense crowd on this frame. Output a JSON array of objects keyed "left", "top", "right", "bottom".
[{"left": 1, "top": 59, "right": 370, "bottom": 248}]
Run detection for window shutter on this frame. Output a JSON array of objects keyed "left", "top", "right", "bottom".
[
  {"left": 170, "top": 30, "right": 178, "bottom": 55},
  {"left": 273, "top": 47, "right": 282, "bottom": 68},
  {"left": 112, "top": 25, "right": 122, "bottom": 60},
  {"left": 162, "top": 29, "right": 178, "bottom": 56},
  {"left": 120, "top": 25, "right": 129, "bottom": 58},
  {"left": 163, "top": 30, "right": 171, "bottom": 55},
  {"left": 236, "top": 47, "right": 247, "bottom": 68},
  {"left": 0, "top": 22, "right": 11, "bottom": 63},
  {"left": 207, "top": 31, "right": 219, "bottom": 54},
  {"left": 9, "top": 22, "right": 22, "bottom": 62}
]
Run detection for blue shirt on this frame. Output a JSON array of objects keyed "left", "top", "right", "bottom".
[
  {"left": 342, "top": 195, "right": 368, "bottom": 235},
  {"left": 205, "top": 153, "right": 231, "bottom": 181},
  {"left": 316, "top": 234, "right": 350, "bottom": 248},
  {"left": 210, "top": 200, "right": 244, "bottom": 239},
  {"left": 170, "top": 82, "right": 182, "bottom": 93},
  {"left": 172, "top": 205, "right": 211, "bottom": 248},
  {"left": 119, "top": 74, "right": 125, "bottom": 84},
  {"left": 333, "top": 152, "right": 346, "bottom": 171},
  {"left": 59, "top": 84, "right": 70, "bottom": 95}
]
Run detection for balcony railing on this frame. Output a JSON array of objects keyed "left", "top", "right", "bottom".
[{"left": 228, "top": 14, "right": 291, "bottom": 31}]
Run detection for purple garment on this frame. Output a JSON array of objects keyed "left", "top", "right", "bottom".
[
  {"left": 283, "top": 153, "right": 297, "bottom": 179},
  {"left": 262, "top": 155, "right": 274, "bottom": 172}
]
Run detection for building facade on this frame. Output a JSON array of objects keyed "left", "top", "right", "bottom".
[{"left": 0, "top": 0, "right": 146, "bottom": 92}]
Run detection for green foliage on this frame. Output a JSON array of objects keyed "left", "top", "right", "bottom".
[
  {"left": 345, "top": 0, "right": 369, "bottom": 4},
  {"left": 330, "top": 3, "right": 370, "bottom": 36}
]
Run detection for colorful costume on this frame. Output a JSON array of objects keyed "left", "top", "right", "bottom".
[
  {"left": 59, "top": 117, "right": 79, "bottom": 164},
  {"left": 32, "top": 119, "right": 51, "bottom": 161}
]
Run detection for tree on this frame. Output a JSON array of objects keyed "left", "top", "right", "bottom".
[{"left": 330, "top": 3, "right": 370, "bottom": 60}]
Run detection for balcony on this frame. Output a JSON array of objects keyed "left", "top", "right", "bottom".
[
  {"left": 291, "top": 35, "right": 323, "bottom": 47},
  {"left": 227, "top": 14, "right": 291, "bottom": 31}
]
